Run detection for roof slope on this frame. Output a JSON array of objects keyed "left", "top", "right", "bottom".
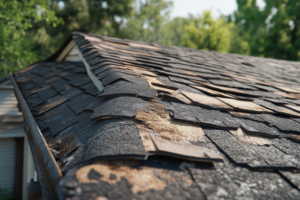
[{"left": 13, "top": 32, "right": 300, "bottom": 199}]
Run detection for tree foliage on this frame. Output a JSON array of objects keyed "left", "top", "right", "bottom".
[
  {"left": 1, "top": 0, "right": 300, "bottom": 78},
  {"left": 182, "top": 11, "right": 235, "bottom": 53},
  {"left": 123, "top": 2, "right": 249, "bottom": 54},
  {"left": 29, "top": 0, "right": 134, "bottom": 60},
  {"left": 233, "top": 0, "right": 300, "bottom": 60},
  {"left": 0, "top": 0, "right": 62, "bottom": 77},
  {"left": 123, "top": 0, "right": 173, "bottom": 43}
]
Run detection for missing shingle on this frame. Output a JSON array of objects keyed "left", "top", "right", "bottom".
[
  {"left": 47, "top": 133, "right": 78, "bottom": 161},
  {"left": 190, "top": 85, "right": 236, "bottom": 98},
  {"left": 146, "top": 76, "right": 177, "bottom": 94},
  {"left": 181, "top": 91, "right": 233, "bottom": 110},
  {"left": 229, "top": 127, "right": 272, "bottom": 146},
  {"left": 218, "top": 97, "right": 273, "bottom": 113},
  {"left": 135, "top": 100, "right": 205, "bottom": 142},
  {"left": 76, "top": 161, "right": 166, "bottom": 194}
]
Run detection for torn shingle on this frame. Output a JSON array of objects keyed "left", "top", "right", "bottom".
[
  {"left": 92, "top": 96, "right": 150, "bottom": 119},
  {"left": 218, "top": 98, "right": 273, "bottom": 113},
  {"left": 68, "top": 93, "right": 104, "bottom": 114},
  {"left": 182, "top": 91, "right": 233, "bottom": 110},
  {"left": 204, "top": 128, "right": 300, "bottom": 168},
  {"left": 83, "top": 119, "right": 146, "bottom": 161},
  {"left": 259, "top": 114, "right": 300, "bottom": 133},
  {"left": 101, "top": 72, "right": 147, "bottom": 86}
]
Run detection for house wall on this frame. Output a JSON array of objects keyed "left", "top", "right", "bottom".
[
  {"left": 64, "top": 44, "right": 81, "bottom": 62},
  {"left": 0, "top": 138, "right": 15, "bottom": 196},
  {"left": 0, "top": 80, "right": 35, "bottom": 200}
]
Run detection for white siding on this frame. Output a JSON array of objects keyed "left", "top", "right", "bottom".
[
  {"left": 64, "top": 44, "right": 81, "bottom": 62},
  {"left": 0, "top": 89, "right": 21, "bottom": 116},
  {"left": 22, "top": 136, "right": 36, "bottom": 200},
  {"left": 0, "top": 139, "right": 15, "bottom": 195},
  {"left": 0, "top": 82, "right": 35, "bottom": 199},
  {"left": 0, "top": 127, "right": 25, "bottom": 139}
]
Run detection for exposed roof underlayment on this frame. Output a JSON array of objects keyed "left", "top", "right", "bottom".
[{"left": 13, "top": 32, "right": 300, "bottom": 199}]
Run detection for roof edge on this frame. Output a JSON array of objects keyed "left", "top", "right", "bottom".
[
  {"left": 44, "top": 35, "right": 73, "bottom": 61},
  {"left": 9, "top": 73, "right": 63, "bottom": 199}
]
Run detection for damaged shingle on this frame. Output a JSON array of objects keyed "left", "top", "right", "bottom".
[{"left": 91, "top": 96, "right": 149, "bottom": 119}]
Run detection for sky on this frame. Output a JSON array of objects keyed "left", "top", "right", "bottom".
[{"left": 171, "top": 0, "right": 266, "bottom": 18}]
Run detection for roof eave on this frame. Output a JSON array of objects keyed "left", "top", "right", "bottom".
[{"left": 9, "top": 73, "right": 63, "bottom": 199}]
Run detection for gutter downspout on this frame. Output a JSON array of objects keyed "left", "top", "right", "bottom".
[{"left": 10, "top": 73, "right": 62, "bottom": 199}]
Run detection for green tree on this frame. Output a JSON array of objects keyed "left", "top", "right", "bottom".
[
  {"left": 233, "top": 0, "right": 300, "bottom": 60},
  {"left": 29, "top": 0, "right": 134, "bottom": 60},
  {"left": 123, "top": 0, "right": 173, "bottom": 43},
  {"left": 0, "top": 0, "right": 62, "bottom": 77},
  {"left": 182, "top": 11, "right": 242, "bottom": 53},
  {"left": 160, "top": 17, "right": 190, "bottom": 47}
]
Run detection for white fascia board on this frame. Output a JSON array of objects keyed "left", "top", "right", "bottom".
[
  {"left": 75, "top": 44, "right": 105, "bottom": 92},
  {"left": 55, "top": 40, "right": 105, "bottom": 93},
  {"left": 56, "top": 41, "right": 76, "bottom": 62}
]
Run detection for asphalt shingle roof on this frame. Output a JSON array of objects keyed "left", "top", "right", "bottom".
[{"left": 14, "top": 32, "right": 300, "bottom": 199}]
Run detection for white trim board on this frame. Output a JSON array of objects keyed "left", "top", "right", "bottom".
[
  {"left": 56, "top": 41, "right": 76, "bottom": 62},
  {"left": 55, "top": 40, "right": 105, "bottom": 93},
  {"left": 75, "top": 45, "right": 105, "bottom": 92}
]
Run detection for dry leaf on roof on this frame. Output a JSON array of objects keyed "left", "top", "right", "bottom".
[
  {"left": 135, "top": 101, "right": 205, "bottom": 142},
  {"left": 76, "top": 161, "right": 166, "bottom": 194},
  {"left": 229, "top": 128, "right": 272, "bottom": 145}
]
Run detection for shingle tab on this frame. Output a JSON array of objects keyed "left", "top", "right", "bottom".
[
  {"left": 182, "top": 91, "right": 234, "bottom": 110},
  {"left": 218, "top": 97, "right": 273, "bottom": 113},
  {"left": 91, "top": 96, "right": 149, "bottom": 119}
]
